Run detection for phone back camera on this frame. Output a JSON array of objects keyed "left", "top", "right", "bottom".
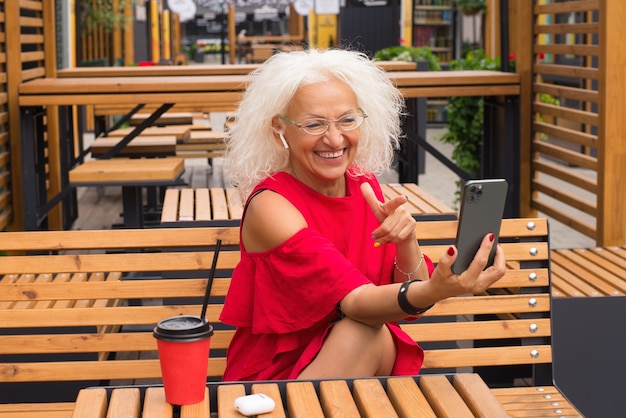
[{"left": 467, "top": 185, "right": 483, "bottom": 203}]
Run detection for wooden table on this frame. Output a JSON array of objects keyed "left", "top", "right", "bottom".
[
  {"left": 55, "top": 61, "right": 417, "bottom": 78},
  {"left": 68, "top": 158, "right": 185, "bottom": 228},
  {"left": 18, "top": 70, "right": 519, "bottom": 229},
  {"left": 71, "top": 373, "right": 508, "bottom": 417}
]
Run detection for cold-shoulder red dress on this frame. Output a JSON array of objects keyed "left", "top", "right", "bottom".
[{"left": 219, "top": 171, "right": 433, "bottom": 381}]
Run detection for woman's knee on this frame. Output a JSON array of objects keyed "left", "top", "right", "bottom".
[{"left": 329, "top": 318, "right": 395, "bottom": 356}]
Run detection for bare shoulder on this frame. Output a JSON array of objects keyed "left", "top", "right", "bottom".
[{"left": 242, "top": 189, "right": 307, "bottom": 252}]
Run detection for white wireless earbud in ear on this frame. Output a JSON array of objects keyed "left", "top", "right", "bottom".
[{"left": 279, "top": 132, "right": 289, "bottom": 149}]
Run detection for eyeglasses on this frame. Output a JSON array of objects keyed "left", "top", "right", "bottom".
[{"left": 279, "top": 111, "right": 368, "bottom": 135}]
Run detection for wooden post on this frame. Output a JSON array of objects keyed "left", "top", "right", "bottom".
[
  {"left": 484, "top": 0, "right": 500, "bottom": 59},
  {"left": 162, "top": 9, "right": 171, "bottom": 61},
  {"left": 597, "top": 0, "right": 626, "bottom": 245},
  {"left": 515, "top": 0, "right": 535, "bottom": 218},
  {"left": 124, "top": 0, "right": 134, "bottom": 65},
  {"left": 113, "top": 0, "right": 123, "bottom": 62},
  {"left": 288, "top": 4, "right": 304, "bottom": 40},
  {"left": 150, "top": 0, "right": 161, "bottom": 63},
  {"left": 5, "top": 0, "right": 23, "bottom": 230},
  {"left": 43, "top": 0, "right": 64, "bottom": 230},
  {"left": 228, "top": 5, "right": 236, "bottom": 64}
]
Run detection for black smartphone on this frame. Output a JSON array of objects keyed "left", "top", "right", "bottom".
[{"left": 452, "top": 179, "right": 508, "bottom": 274}]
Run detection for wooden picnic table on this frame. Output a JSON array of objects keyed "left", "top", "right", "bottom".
[
  {"left": 71, "top": 374, "right": 508, "bottom": 417},
  {"left": 18, "top": 70, "right": 519, "bottom": 230}
]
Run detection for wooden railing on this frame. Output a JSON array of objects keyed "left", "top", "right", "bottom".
[{"left": 516, "top": 0, "right": 626, "bottom": 246}]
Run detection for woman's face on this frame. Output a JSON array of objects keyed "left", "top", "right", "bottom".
[{"left": 278, "top": 80, "right": 361, "bottom": 196}]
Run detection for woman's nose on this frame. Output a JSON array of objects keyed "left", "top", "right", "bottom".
[{"left": 323, "top": 123, "right": 343, "bottom": 146}]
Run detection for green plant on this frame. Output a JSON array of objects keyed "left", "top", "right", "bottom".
[
  {"left": 78, "top": 0, "right": 133, "bottom": 35},
  {"left": 451, "top": 0, "right": 487, "bottom": 14},
  {"left": 437, "top": 49, "right": 499, "bottom": 201},
  {"left": 537, "top": 92, "right": 560, "bottom": 140},
  {"left": 374, "top": 46, "right": 441, "bottom": 71}
]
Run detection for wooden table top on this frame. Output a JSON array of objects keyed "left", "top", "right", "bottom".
[
  {"left": 56, "top": 61, "right": 417, "bottom": 78},
  {"left": 68, "top": 158, "right": 185, "bottom": 184},
  {"left": 19, "top": 70, "right": 520, "bottom": 106},
  {"left": 71, "top": 373, "right": 508, "bottom": 417}
]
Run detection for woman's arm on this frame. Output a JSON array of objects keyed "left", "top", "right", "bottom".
[
  {"left": 241, "top": 189, "right": 308, "bottom": 252},
  {"left": 360, "top": 182, "right": 429, "bottom": 282}
]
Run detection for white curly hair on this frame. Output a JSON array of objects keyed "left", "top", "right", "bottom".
[{"left": 223, "top": 48, "right": 405, "bottom": 202}]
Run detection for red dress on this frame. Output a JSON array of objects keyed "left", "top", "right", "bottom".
[{"left": 219, "top": 171, "right": 433, "bottom": 381}]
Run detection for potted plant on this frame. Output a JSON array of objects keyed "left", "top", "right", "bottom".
[
  {"left": 374, "top": 46, "right": 441, "bottom": 71},
  {"left": 452, "top": 0, "right": 487, "bottom": 15}
]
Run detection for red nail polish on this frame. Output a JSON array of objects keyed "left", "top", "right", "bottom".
[
  {"left": 447, "top": 246, "right": 455, "bottom": 256},
  {"left": 489, "top": 233, "right": 495, "bottom": 242}
]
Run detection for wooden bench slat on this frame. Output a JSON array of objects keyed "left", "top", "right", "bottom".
[
  {"left": 492, "top": 386, "right": 583, "bottom": 416},
  {"left": 106, "top": 388, "right": 141, "bottom": 418},
  {"left": 217, "top": 384, "right": 247, "bottom": 418},
  {"left": 319, "top": 380, "right": 362, "bottom": 418},
  {"left": 250, "top": 383, "right": 286, "bottom": 418},
  {"left": 352, "top": 379, "right": 399, "bottom": 418},
  {"left": 210, "top": 187, "right": 229, "bottom": 220},
  {"left": 0, "top": 227, "right": 240, "bottom": 250},
  {"left": 419, "top": 375, "right": 474, "bottom": 418},
  {"left": 71, "top": 388, "right": 108, "bottom": 418},
  {"left": 385, "top": 377, "right": 436, "bottom": 417},
  {"left": 286, "top": 382, "right": 325, "bottom": 418},
  {"left": 178, "top": 188, "right": 195, "bottom": 221},
  {"left": 142, "top": 388, "right": 173, "bottom": 418},
  {"left": 226, "top": 188, "right": 244, "bottom": 219},
  {"left": 452, "top": 373, "right": 509, "bottom": 417},
  {"left": 160, "top": 188, "right": 180, "bottom": 223},
  {"left": 195, "top": 188, "right": 212, "bottom": 221}
]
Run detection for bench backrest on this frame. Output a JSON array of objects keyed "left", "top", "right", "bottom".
[{"left": 0, "top": 218, "right": 551, "bottom": 401}]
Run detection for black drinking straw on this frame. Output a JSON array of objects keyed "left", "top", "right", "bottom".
[{"left": 201, "top": 239, "right": 222, "bottom": 320}]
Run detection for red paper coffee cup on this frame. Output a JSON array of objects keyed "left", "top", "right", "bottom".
[{"left": 153, "top": 315, "right": 213, "bottom": 405}]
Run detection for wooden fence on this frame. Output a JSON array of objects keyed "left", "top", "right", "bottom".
[
  {"left": 4, "top": 0, "right": 60, "bottom": 231},
  {"left": 515, "top": 0, "right": 625, "bottom": 246}
]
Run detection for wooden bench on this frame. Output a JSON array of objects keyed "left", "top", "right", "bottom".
[
  {"left": 175, "top": 129, "right": 227, "bottom": 160},
  {"left": 105, "top": 126, "right": 192, "bottom": 143},
  {"left": 90, "top": 135, "right": 178, "bottom": 158},
  {"left": 160, "top": 187, "right": 242, "bottom": 226},
  {"left": 72, "top": 373, "right": 508, "bottom": 417},
  {"left": 550, "top": 246, "right": 626, "bottom": 297},
  {"left": 0, "top": 218, "right": 582, "bottom": 416},
  {"left": 159, "top": 184, "right": 456, "bottom": 227},
  {"left": 547, "top": 246, "right": 626, "bottom": 416}
]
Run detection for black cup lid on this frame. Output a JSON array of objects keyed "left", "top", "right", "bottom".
[{"left": 153, "top": 315, "right": 213, "bottom": 341}]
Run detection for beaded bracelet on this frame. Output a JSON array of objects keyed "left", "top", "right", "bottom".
[{"left": 394, "top": 253, "right": 424, "bottom": 280}]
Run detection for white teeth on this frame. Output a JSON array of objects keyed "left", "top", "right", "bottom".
[{"left": 317, "top": 150, "right": 343, "bottom": 158}]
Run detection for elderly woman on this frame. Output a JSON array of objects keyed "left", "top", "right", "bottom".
[{"left": 220, "top": 48, "right": 505, "bottom": 381}]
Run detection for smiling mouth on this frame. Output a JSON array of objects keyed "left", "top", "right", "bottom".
[{"left": 315, "top": 149, "right": 345, "bottom": 159}]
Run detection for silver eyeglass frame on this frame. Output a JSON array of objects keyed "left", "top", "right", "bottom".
[{"left": 278, "top": 109, "right": 368, "bottom": 135}]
